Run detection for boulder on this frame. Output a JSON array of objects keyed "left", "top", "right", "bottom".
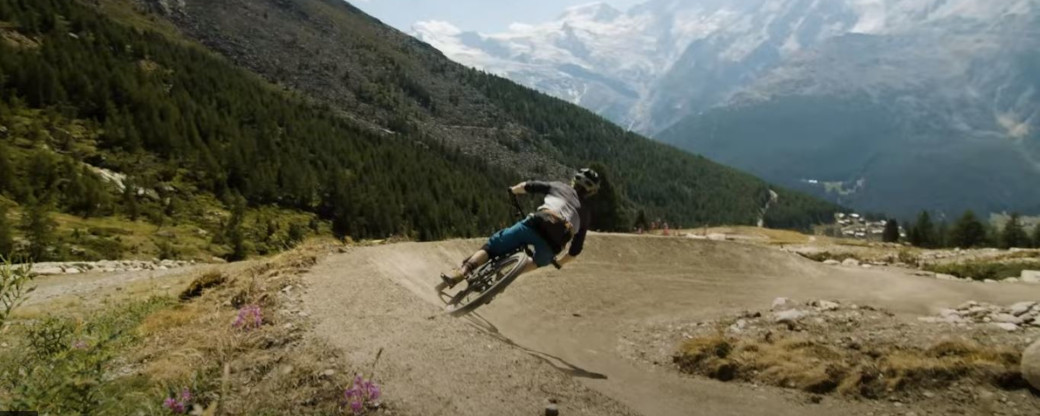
[
  {"left": 841, "top": 258, "right": 860, "bottom": 267},
  {"left": 771, "top": 297, "right": 796, "bottom": 311},
  {"left": 774, "top": 309, "right": 810, "bottom": 324},
  {"left": 727, "top": 319, "right": 748, "bottom": 334},
  {"left": 811, "top": 300, "right": 841, "bottom": 311},
  {"left": 1022, "top": 270, "right": 1040, "bottom": 283},
  {"left": 936, "top": 274, "right": 957, "bottom": 280},
  {"left": 33, "top": 266, "right": 65, "bottom": 275},
  {"left": 990, "top": 322, "right": 1019, "bottom": 331},
  {"left": 991, "top": 313, "right": 1024, "bottom": 324},
  {"left": 1010, "top": 302, "right": 1037, "bottom": 317},
  {"left": 1021, "top": 340, "right": 1040, "bottom": 389},
  {"left": 823, "top": 259, "right": 841, "bottom": 266}
]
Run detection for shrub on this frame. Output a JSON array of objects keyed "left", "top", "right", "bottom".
[
  {"left": 179, "top": 271, "right": 226, "bottom": 301},
  {"left": 0, "top": 256, "right": 35, "bottom": 327}
]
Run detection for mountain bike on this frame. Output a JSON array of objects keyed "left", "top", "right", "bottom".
[{"left": 434, "top": 191, "right": 559, "bottom": 316}]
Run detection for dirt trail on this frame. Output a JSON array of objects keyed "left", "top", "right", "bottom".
[{"left": 301, "top": 234, "right": 1040, "bottom": 415}]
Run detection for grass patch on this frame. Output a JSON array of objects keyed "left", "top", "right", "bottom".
[
  {"left": 1, "top": 240, "right": 369, "bottom": 414},
  {"left": 924, "top": 261, "right": 1040, "bottom": 281},
  {"left": 797, "top": 251, "right": 864, "bottom": 263},
  {"left": 674, "top": 334, "right": 1025, "bottom": 398}
]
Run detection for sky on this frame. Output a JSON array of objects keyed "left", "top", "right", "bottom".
[{"left": 350, "top": 0, "right": 646, "bottom": 34}]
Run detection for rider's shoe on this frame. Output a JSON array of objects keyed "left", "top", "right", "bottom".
[{"left": 440, "top": 269, "right": 465, "bottom": 289}]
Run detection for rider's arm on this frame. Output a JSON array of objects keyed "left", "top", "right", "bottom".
[
  {"left": 567, "top": 207, "right": 592, "bottom": 258},
  {"left": 521, "top": 181, "right": 552, "bottom": 195}
]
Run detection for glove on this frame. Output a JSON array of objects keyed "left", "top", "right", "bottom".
[{"left": 510, "top": 183, "right": 527, "bottom": 195}]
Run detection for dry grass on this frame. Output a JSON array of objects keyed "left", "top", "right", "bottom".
[
  {"left": 179, "top": 270, "right": 227, "bottom": 300},
  {"left": 123, "top": 239, "right": 357, "bottom": 414},
  {"left": 675, "top": 333, "right": 1025, "bottom": 399}
]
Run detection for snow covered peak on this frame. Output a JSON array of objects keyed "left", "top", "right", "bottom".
[
  {"left": 412, "top": 0, "right": 1039, "bottom": 133},
  {"left": 558, "top": 2, "right": 624, "bottom": 23}
]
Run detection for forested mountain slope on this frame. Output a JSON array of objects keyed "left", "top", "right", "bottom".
[
  {"left": 138, "top": 0, "right": 837, "bottom": 228},
  {"left": 0, "top": 0, "right": 835, "bottom": 261}
]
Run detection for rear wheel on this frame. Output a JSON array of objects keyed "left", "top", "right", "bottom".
[{"left": 445, "top": 251, "right": 530, "bottom": 316}]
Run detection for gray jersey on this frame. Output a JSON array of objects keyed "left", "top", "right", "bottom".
[{"left": 524, "top": 181, "right": 591, "bottom": 256}]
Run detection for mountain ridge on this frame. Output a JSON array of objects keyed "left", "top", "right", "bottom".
[{"left": 413, "top": 0, "right": 1040, "bottom": 217}]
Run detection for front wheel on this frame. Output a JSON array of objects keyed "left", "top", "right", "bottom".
[{"left": 445, "top": 251, "right": 530, "bottom": 316}]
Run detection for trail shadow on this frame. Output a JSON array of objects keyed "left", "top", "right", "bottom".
[{"left": 463, "top": 313, "right": 608, "bottom": 380}]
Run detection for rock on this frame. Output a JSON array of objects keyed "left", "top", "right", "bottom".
[
  {"left": 322, "top": 369, "right": 335, "bottom": 377},
  {"left": 727, "top": 319, "right": 748, "bottom": 334},
  {"left": 33, "top": 266, "right": 65, "bottom": 275},
  {"left": 1022, "top": 340, "right": 1040, "bottom": 390},
  {"left": 958, "top": 300, "right": 979, "bottom": 309},
  {"left": 991, "top": 313, "right": 1023, "bottom": 324},
  {"left": 823, "top": 259, "right": 841, "bottom": 265},
  {"left": 1021, "top": 270, "right": 1040, "bottom": 283},
  {"left": 1005, "top": 277, "right": 1021, "bottom": 283},
  {"left": 1010, "top": 302, "right": 1037, "bottom": 316},
  {"left": 861, "top": 264, "right": 873, "bottom": 269},
  {"left": 983, "top": 279, "right": 996, "bottom": 284},
  {"left": 990, "top": 322, "right": 1019, "bottom": 331},
  {"left": 771, "top": 297, "right": 796, "bottom": 311},
  {"left": 841, "top": 258, "right": 860, "bottom": 267},
  {"left": 936, "top": 273, "right": 957, "bottom": 280},
  {"left": 915, "top": 271, "right": 936, "bottom": 277},
  {"left": 812, "top": 300, "right": 841, "bottom": 311},
  {"left": 774, "top": 309, "right": 810, "bottom": 324}
]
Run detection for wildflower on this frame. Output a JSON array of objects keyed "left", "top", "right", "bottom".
[
  {"left": 364, "top": 380, "right": 381, "bottom": 402},
  {"left": 163, "top": 387, "right": 192, "bottom": 414},
  {"left": 232, "top": 305, "right": 263, "bottom": 330},
  {"left": 71, "top": 340, "right": 88, "bottom": 350},
  {"left": 163, "top": 397, "right": 185, "bottom": 414},
  {"left": 343, "top": 375, "right": 381, "bottom": 414}
]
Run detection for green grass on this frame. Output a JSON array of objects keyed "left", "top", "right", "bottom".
[
  {"left": 0, "top": 296, "right": 177, "bottom": 413},
  {"left": 924, "top": 261, "right": 1040, "bottom": 281}
]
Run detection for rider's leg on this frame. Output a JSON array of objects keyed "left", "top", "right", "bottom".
[
  {"left": 442, "top": 220, "right": 527, "bottom": 287},
  {"left": 443, "top": 248, "right": 490, "bottom": 283}
]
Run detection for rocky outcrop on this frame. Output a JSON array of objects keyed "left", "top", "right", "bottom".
[
  {"left": 30, "top": 259, "right": 197, "bottom": 275},
  {"left": 1023, "top": 340, "right": 1040, "bottom": 390},
  {"left": 918, "top": 301, "right": 1040, "bottom": 332}
]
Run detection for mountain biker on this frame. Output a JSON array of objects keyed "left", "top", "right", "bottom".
[{"left": 440, "top": 168, "right": 602, "bottom": 288}]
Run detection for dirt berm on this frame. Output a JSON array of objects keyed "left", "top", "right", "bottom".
[{"left": 301, "top": 234, "right": 1040, "bottom": 416}]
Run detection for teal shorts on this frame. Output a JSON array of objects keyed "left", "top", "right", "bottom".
[{"left": 486, "top": 218, "right": 555, "bottom": 267}]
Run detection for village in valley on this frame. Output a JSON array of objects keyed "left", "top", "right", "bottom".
[{"left": 825, "top": 213, "right": 905, "bottom": 241}]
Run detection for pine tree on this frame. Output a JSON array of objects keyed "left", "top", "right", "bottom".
[
  {"left": 21, "top": 198, "right": 57, "bottom": 262},
  {"left": 1032, "top": 223, "right": 1040, "bottom": 249},
  {"left": 584, "top": 163, "right": 628, "bottom": 232},
  {"left": 1001, "top": 213, "right": 1029, "bottom": 249},
  {"left": 634, "top": 209, "right": 649, "bottom": 231},
  {"left": 0, "top": 205, "right": 13, "bottom": 257},
  {"left": 882, "top": 219, "right": 900, "bottom": 243},
  {"left": 0, "top": 142, "right": 15, "bottom": 196},
  {"left": 122, "top": 182, "right": 139, "bottom": 221},
  {"left": 225, "top": 194, "right": 249, "bottom": 261},
  {"left": 936, "top": 221, "right": 951, "bottom": 248},
  {"left": 908, "top": 211, "right": 935, "bottom": 248},
  {"left": 949, "top": 211, "right": 986, "bottom": 248}
]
